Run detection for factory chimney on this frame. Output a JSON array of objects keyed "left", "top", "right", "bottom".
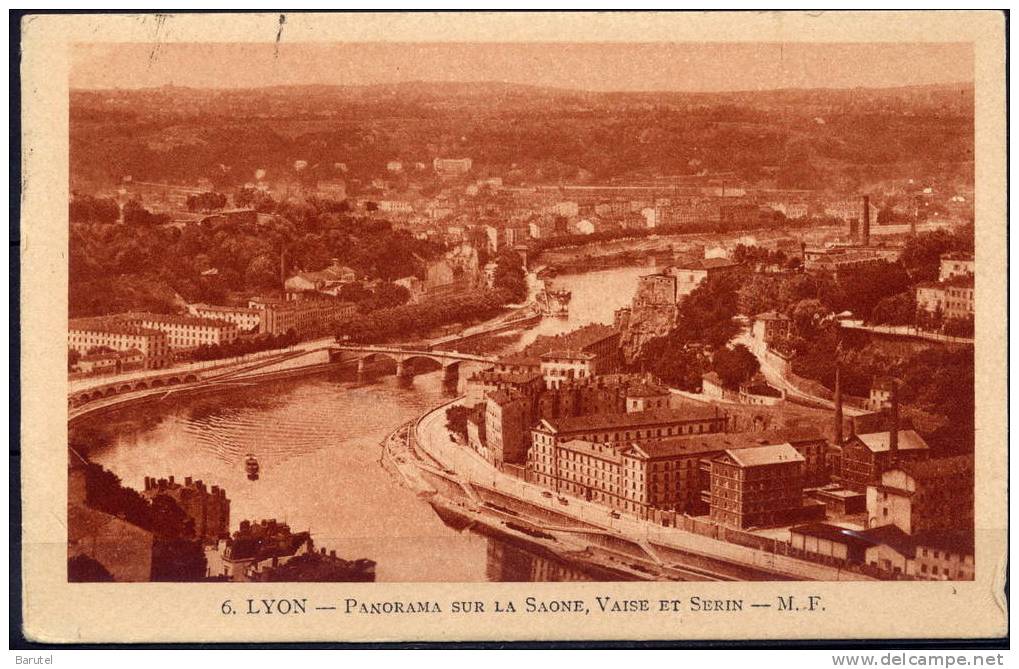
[
  {"left": 833, "top": 364, "right": 844, "bottom": 445},
  {"left": 862, "top": 195, "right": 871, "bottom": 246}
]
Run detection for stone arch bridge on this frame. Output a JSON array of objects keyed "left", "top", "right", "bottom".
[{"left": 328, "top": 345, "right": 495, "bottom": 385}]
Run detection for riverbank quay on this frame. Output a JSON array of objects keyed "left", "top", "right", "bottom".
[
  {"left": 412, "top": 398, "right": 876, "bottom": 582},
  {"left": 380, "top": 420, "right": 715, "bottom": 581}
]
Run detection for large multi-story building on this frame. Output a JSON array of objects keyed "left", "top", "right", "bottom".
[
  {"left": 68, "top": 318, "right": 170, "bottom": 369},
  {"left": 123, "top": 312, "right": 239, "bottom": 351},
  {"left": 865, "top": 455, "right": 973, "bottom": 534},
  {"left": 249, "top": 297, "right": 358, "bottom": 337},
  {"left": 528, "top": 406, "right": 729, "bottom": 502},
  {"left": 187, "top": 303, "right": 262, "bottom": 333},
  {"left": 938, "top": 252, "right": 975, "bottom": 282},
  {"left": 839, "top": 429, "right": 930, "bottom": 491},
  {"left": 485, "top": 390, "right": 531, "bottom": 468},
  {"left": 706, "top": 443, "right": 806, "bottom": 529},
  {"left": 915, "top": 275, "right": 974, "bottom": 323},
  {"left": 666, "top": 257, "right": 742, "bottom": 297},
  {"left": 531, "top": 405, "right": 726, "bottom": 451}
]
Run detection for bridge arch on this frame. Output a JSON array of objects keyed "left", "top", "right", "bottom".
[
  {"left": 360, "top": 351, "right": 401, "bottom": 367},
  {"left": 183, "top": 374, "right": 198, "bottom": 383},
  {"left": 399, "top": 355, "right": 445, "bottom": 373}
]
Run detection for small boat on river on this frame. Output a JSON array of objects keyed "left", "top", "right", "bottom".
[{"left": 245, "top": 454, "right": 260, "bottom": 480}]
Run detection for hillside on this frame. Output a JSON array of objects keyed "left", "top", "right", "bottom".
[{"left": 70, "top": 81, "right": 973, "bottom": 193}]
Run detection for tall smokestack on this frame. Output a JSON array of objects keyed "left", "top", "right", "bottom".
[
  {"left": 889, "top": 379, "right": 899, "bottom": 465},
  {"left": 833, "top": 364, "right": 844, "bottom": 445},
  {"left": 862, "top": 195, "right": 871, "bottom": 247}
]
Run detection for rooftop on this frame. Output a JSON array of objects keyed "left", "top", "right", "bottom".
[
  {"left": 542, "top": 404, "right": 722, "bottom": 435},
  {"left": 790, "top": 522, "right": 876, "bottom": 551},
  {"left": 859, "top": 524, "right": 917, "bottom": 559},
  {"left": 125, "top": 312, "right": 236, "bottom": 328},
  {"left": 912, "top": 529, "right": 975, "bottom": 556},
  {"left": 722, "top": 443, "right": 805, "bottom": 467},
  {"left": 69, "top": 318, "right": 164, "bottom": 337},
  {"left": 852, "top": 429, "right": 929, "bottom": 454},
  {"left": 559, "top": 439, "right": 623, "bottom": 464},
  {"left": 624, "top": 432, "right": 768, "bottom": 460},
  {"left": 894, "top": 454, "right": 973, "bottom": 482}
]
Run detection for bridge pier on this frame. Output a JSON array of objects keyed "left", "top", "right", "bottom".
[
  {"left": 356, "top": 357, "right": 367, "bottom": 384},
  {"left": 441, "top": 363, "right": 459, "bottom": 392},
  {"left": 395, "top": 359, "right": 415, "bottom": 385}
]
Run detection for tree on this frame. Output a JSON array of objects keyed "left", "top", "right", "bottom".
[
  {"left": 445, "top": 405, "right": 472, "bottom": 441},
  {"left": 493, "top": 251, "right": 527, "bottom": 303},
  {"left": 712, "top": 344, "right": 760, "bottom": 388},
  {"left": 186, "top": 192, "right": 228, "bottom": 213},
  {"left": 790, "top": 299, "right": 830, "bottom": 338},
  {"left": 899, "top": 229, "right": 973, "bottom": 283},
  {"left": 634, "top": 336, "right": 707, "bottom": 391},
  {"left": 830, "top": 261, "right": 911, "bottom": 321},
  {"left": 69, "top": 194, "right": 120, "bottom": 224},
  {"left": 244, "top": 254, "right": 280, "bottom": 289},
  {"left": 872, "top": 291, "right": 916, "bottom": 326}
]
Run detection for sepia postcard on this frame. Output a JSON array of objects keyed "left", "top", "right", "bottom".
[{"left": 17, "top": 10, "right": 1008, "bottom": 644}]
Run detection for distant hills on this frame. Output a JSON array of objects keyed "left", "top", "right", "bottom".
[{"left": 70, "top": 80, "right": 974, "bottom": 193}]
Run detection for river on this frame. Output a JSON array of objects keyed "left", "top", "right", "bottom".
[{"left": 76, "top": 266, "right": 649, "bottom": 582}]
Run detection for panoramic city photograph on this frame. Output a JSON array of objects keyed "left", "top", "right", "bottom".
[{"left": 65, "top": 40, "right": 976, "bottom": 584}]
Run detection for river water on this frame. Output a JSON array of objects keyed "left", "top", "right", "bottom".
[{"left": 78, "top": 266, "right": 649, "bottom": 582}]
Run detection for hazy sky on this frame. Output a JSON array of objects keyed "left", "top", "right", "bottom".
[{"left": 71, "top": 42, "right": 973, "bottom": 92}]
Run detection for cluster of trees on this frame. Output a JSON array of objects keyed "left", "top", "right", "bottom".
[
  {"left": 791, "top": 328, "right": 974, "bottom": 453},
  {"left": 186, "top": 191, "right": 228, "bottom": 212},
  {"left": 190, "top": 330, "right": 299, "bottom": 362},
  {"left": 736, "top": 229, "right": 972, "bottom": 327},
  {"left": 335, "top": 290, "right": 509, "bottom": 343},
  {"left": 337, "top": 282, "right": 411, "bottom": 313},
  {"left": 68, "top": 198, "right": 441, "bottom": 318},
  {"left": 492, "top": 250, "right": 527, "bottom": 302},
  {"left": 69, "top": 193, "right": 119, "bottom": 224},
  {"left": 731, "top": 243, "right": 794, "bottom": 269},
  {"left": 445, "top": 405, "right": 472, "bottom": 442},
  {"left": 73, "top": 459, "right": 207, "bottom": 581},
  {"left": 629, "top": 272, "right": 745, "bottom": 390},
  {"left": 711, "top": 344, "right": 760, "bottom": 389}
]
